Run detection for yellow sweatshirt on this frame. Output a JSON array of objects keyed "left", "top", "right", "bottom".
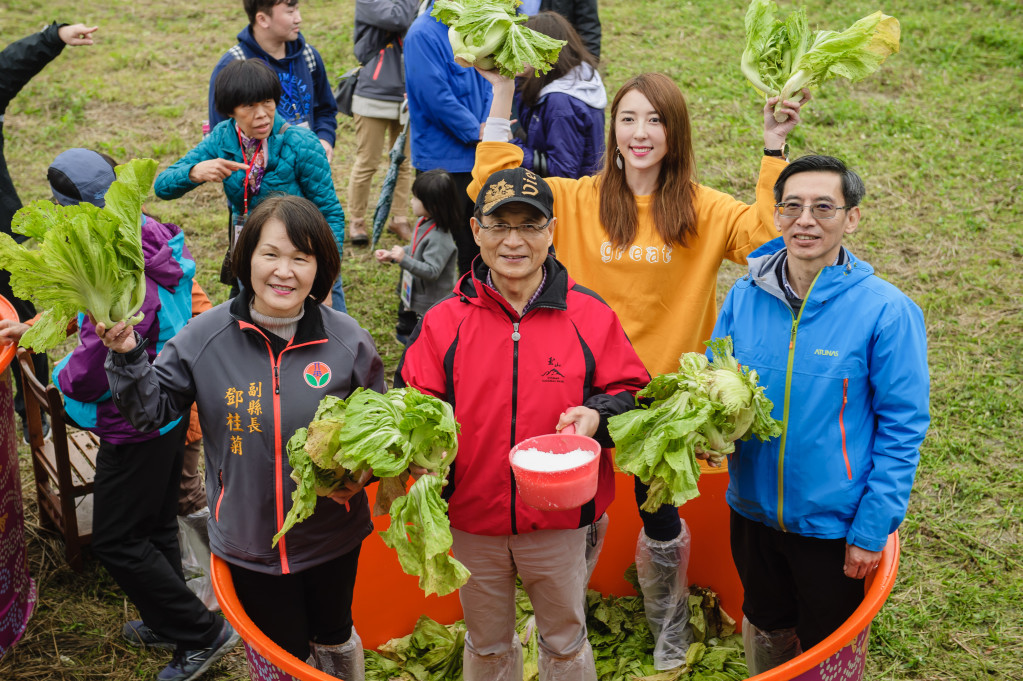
[{"left": 470, "top": 142, "right": 785, "bottom": 377}]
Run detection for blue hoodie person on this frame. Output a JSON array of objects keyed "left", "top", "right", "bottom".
[{"left": 513, "top": 11, "right": 606, "bottom": 179}]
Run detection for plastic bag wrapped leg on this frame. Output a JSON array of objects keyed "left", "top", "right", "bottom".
[
  {"left": 741, "top": 616, "right": 802, "bottom": 676},
  {"left": 636, "top": 525, "right": 695, "bottom": 670},
  {"left": 177, "top": 506, "right": 218, "bottom": 611},
  {"left": 538, "top": 636, "right": 597, "bottom": 681},
  {"left": 308, "top": 628, "right": 365, "bottom": 681},
  {"left": 583, "top": 514, "right": 609, "bottom": 586},
  {"left": 463, "top": 632, "right": 523, "bottom": 681}
]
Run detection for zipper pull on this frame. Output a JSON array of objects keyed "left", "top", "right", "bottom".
[
  {"left": 274, "top": 365, "right": 280, "bottom": 395},
  {"left": 511, "top": 322, "right": 520, "bottom": 342},
  {"left": 789, "top": 320, "right": 798, "bottom": 350}
]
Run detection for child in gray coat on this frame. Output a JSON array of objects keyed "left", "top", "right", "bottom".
[{"left": 375, "top": 169, "right": 460, "bottom": 344}]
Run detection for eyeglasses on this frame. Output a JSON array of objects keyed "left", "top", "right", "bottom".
[
  {"left": 477, "top": 219, "right": 551, "bottom": 238},
  {"left": 775, "top": 202, "right": 848, "bottom": 220}
]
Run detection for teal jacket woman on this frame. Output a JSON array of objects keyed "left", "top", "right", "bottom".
[{"left": 155, "top": 113, "right": 345, "bottom": 253}]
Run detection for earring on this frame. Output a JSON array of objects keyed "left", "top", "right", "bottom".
[{"left": 615, "top": 148, "right": 623, "bottom": 170}]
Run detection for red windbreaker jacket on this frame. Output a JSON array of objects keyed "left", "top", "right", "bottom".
[{"left": 396, "top": 256, "right": 649, "bottom": 535}]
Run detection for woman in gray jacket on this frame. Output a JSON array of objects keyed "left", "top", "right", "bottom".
[{"left": 99, "top": 195, "right": 384, "bottom": 680}]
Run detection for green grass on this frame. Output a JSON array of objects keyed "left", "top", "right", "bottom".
[{"left": 1, "top": 0, "right": 1022, "bottom": 679}]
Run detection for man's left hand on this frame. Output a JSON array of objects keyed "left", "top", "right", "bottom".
[
  {"left": 328, "top": 469, "right": 372, "bottom": 506},
  {"left": 320, "top": 138, "right": 334, "bottom": 162},
  {"left": 556, "top": 406, "right": 599, "bottom": 438},
  {"left": 843, "top": 543, "right": 882, "bottom": 580}
]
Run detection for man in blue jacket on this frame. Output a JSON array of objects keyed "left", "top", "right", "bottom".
[
  {"left": 404, "top": 0, "right": 492, "bottom": 275},
  {"left": 711, "top": 155, "right": 930, "bottom": 675},
  {"left": 208, "top": 0, "right": 337, "bottom": 161}
]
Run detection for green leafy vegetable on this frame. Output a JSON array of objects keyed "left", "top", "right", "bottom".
[
  {"left": 0, "top": 158, "right": 157, "bottom": 352},
  {"left": 274, "top": 387, "right": 465, "bottom": 595},
  {"left": 432, "top": 0, "right": 567, "bottom": 78},
  {"left": 364, "top": 579, "right": 747, "bottom": 681},
  {"left": 380, "top": 474, "right": 471, "bottom": 597},
  {"left": 609, "top": 337, "right": 783, "bottom": 512},
  {"left": 741, "top": 0, "right": 901, "bottom": 121},
  {"left": 272, "top": 396, "right": 356, "bottom": 546}
]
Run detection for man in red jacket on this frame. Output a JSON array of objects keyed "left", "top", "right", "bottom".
[{"left": 397, "top": 167, "right": 649, "bottom": 681}]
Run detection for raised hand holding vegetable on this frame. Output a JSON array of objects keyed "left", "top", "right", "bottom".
[
  {"left": 741, "top": 0, "right": 900, "bottom": 122},
  {"left": 0, "top": 158, "right": 157, "bottom": 352}
]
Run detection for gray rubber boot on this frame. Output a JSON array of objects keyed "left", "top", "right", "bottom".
[
  {"left": 309, "top": 628, "right": 365, "bottom": 681},
  {"left": 741, "top": 616, "right": 802, "bottom": 675},
  {"left": 636, "top": 525, "right": 695, "bottom": 670}
]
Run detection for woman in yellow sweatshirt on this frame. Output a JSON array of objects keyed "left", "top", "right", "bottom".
[{"left": 470, "top": 68, "right": 809, "bottom": 671}]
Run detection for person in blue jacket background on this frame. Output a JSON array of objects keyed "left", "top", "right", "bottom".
[
  {"left": 158, "top": 58, "right": 347, "bottom": 312},
  {"left": 404, "top": 0, "right": 492, "bottom": 276},
  {"left": 512, "top": 11, "right": 606, "bottom": 179},
  {"left": 710, "top": 155, "right": 930, "bottom": 676}
]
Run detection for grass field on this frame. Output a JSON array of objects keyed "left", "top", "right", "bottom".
[{"left": 1, "top": 0, "right": 1021, "bottom": 679}]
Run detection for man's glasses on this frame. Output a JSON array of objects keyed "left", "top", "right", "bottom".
[
  {"left": 477, "top": 219, "right": 551, "bottom": 238},
  {"left": 775, "top": 202, "right": 848, "bottom": 220}
]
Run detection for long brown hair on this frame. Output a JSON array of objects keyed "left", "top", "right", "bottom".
[
  {"left": 598, "top": 73, "right": 697, "bottom": 248},
  {"left": 517, "top": 12, "right": 599, "bottom": 108}
]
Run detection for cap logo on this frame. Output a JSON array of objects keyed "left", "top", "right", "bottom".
[
  {"left": 521, "top": 170, "right": 540, "bottom": 197},
  {"left": 483, "top": 180, "right": 515, "bottom": 213}
]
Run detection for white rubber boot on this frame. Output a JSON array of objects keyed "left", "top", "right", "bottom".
[
  {"left": 462, "top": 633, "right": 522, "bottom": 681},
  {"left": 309, "top": 628, "right": 365, "bottom": 681},
  {"left": 636, "top": 525, "right": 695, "bottom": 670},
  {"left": 741, "top": 616, "right": 802, "bottom": 676}
]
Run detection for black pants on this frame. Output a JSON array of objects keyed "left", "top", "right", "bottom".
[
  {"left": 730, "top": 509, "right": 865, "bottom": 650},
  {"left": 229, "top": 545, "right": 361, "bottom": 660},
  {"left": 634, "top": 477, "right": 684, "bottom": 541},
  {"left": 419, "top": 169, "right": 479, "bottom": 276},
  {"left": 91, "top": 420, "right": 220, "bottom": 649}
]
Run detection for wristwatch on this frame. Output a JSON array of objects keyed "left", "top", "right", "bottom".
[{"left": 764, "top": 144, "right": 789, "bottom": 159}]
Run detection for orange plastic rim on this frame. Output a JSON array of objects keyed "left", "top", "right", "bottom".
[
  {"left": 747, "top": 532, "right": 900, "bottom": 680},
  {"left": 211, "top": 556, "right": 342, "bottom": 681},
  {"left": 0, "top": 296, "right": 18, "bottom": 373}
]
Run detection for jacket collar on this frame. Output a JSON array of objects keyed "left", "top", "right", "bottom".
[
  {"left": 229, "top": 290, "right": 327, "bottom": 344},
  {"left": 745, "top": 236, "right": 873, "bottom": 308},
  {"left": 456, "top": 255, "right": 570, "bottom": 316}
]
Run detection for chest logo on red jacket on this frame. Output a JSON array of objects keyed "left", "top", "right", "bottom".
[
  {"left": 303, "top": 362, "right": 332, "bottom": 388},
  {"left": 541, "top": 357, "right": 565, "bottom": 384}
]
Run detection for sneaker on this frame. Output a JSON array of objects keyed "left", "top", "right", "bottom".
[
  {"left": 156, "top": 619, "right": 240, "bottom": 681},
  {"left": 21, "top": 414, "right": 51, "bottom": 446},
  {"left": 122, "top": 620, "right": 177, "bottom": 651}
]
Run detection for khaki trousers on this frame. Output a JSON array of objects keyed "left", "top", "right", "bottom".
[
  {"left": 452, "top": 526, "right": 596, "bottom": 681},
  {"left": 347, "top": 114, "right": 412, "bottom": 222}
]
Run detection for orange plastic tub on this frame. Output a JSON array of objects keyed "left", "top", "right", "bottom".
[
  {"left": 212, "top": 466, "right": 900, "bottom": 681},
  {"left": 0, "top": 296, "right": 36, "bottom": 659}
]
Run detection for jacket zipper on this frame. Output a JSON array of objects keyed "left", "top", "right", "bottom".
[
  {"left": 840, "top": 378, "right": 852, "bottom": 480},
  {"left": 236, "top": 320, "right": 327, "bottom": 573},
  {"left": 215, "top": 470, "right": 225, "bottom": 522},
  {"left": 777, "top": 269, "right": 824, "bottom": 532},
  {"left": 509, "top": 320, "right": 521, "bottom": 534}
]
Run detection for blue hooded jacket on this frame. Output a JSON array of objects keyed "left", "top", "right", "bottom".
[
  {"left": 712, "top": 237, "right": 930, "bottom": 552},
  {"left": 404, "top": 2, "right": 492, "bottom": 172},
  {"left": 155, "top": 113, "right": 345, "bottom": 253},
  {"left": 208, "top": 27, "right": 337, "bottom": 147}
]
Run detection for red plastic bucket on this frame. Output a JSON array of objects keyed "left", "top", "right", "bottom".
[
  {"left": 0, "top": 295, "right": 36, "bottom": 660},
  {"left": 508, "top": 425, "right": 601, "bottom": 511}
]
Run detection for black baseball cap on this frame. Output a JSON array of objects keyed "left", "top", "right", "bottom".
[{"left": 474, "top": 167, "right": 554, "bottom": 220}]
